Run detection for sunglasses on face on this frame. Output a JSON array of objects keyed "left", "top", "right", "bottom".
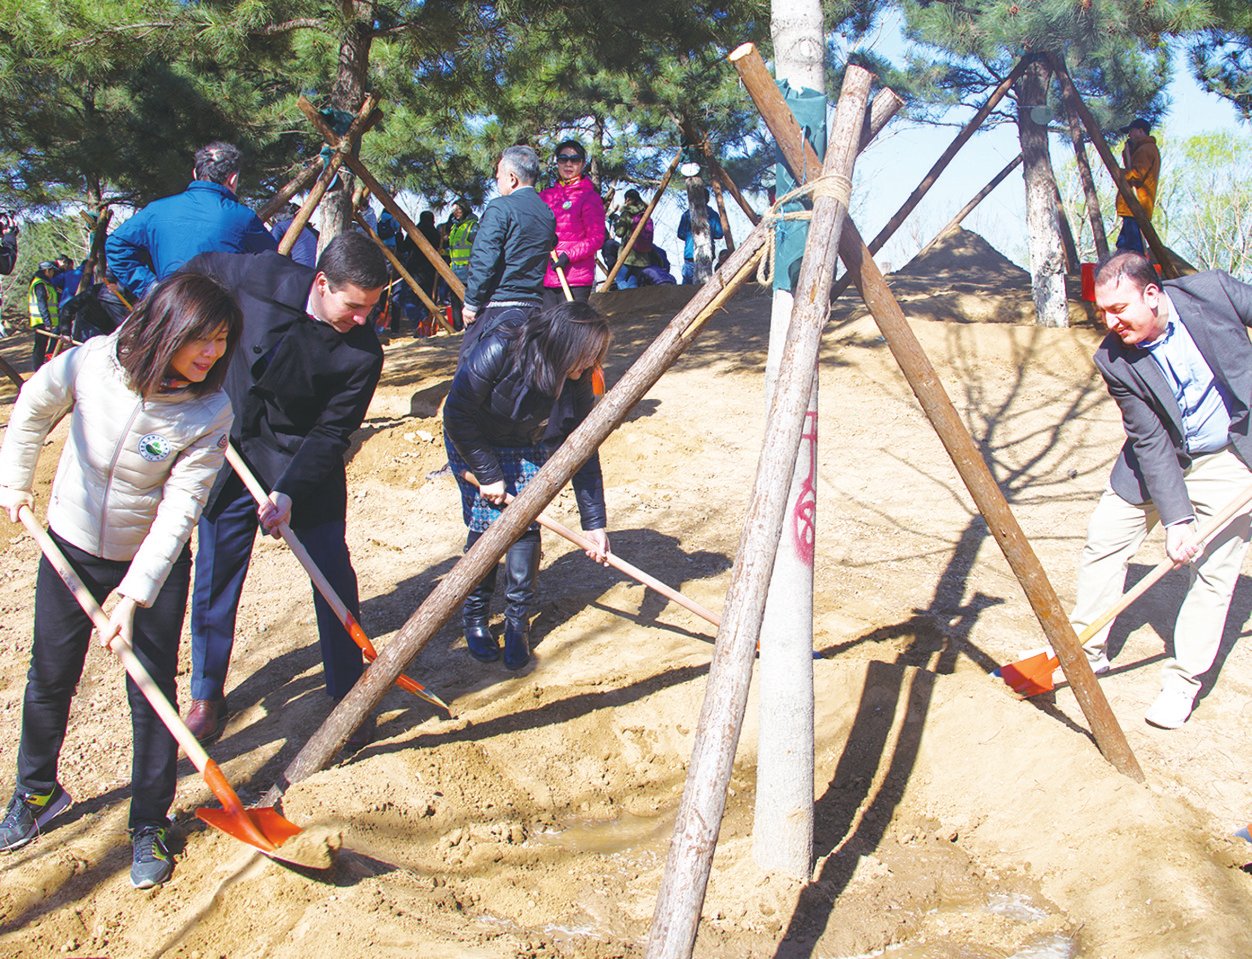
[{"left": 556, "top": 154, "right": 583, "bottom": 162}]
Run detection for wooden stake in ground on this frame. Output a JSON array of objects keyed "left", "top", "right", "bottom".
[
  {"left": 917, "top": 154, "right": 1022, "bottom": 258},
  {"left": 733, "top": 45, "right": 1143, "bottom": 783},
  {"left": 646, "top": 63, "right": 874, "bottom": 959},
  {"left": 601, "top": 152, "right": 681, "bottom": 292},
  {"left": 296, "top": 97, "right": 465, "bottom": 297},
  {"left": 1049, "top": 55, "right": 1176, "bottom": 278}
]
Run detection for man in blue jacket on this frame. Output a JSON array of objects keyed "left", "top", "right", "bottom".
[{"left": 106, "top": 142, "right": 276, "bottom": 299}]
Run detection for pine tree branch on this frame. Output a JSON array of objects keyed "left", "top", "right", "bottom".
[{"left": 253, "top": 18, "right": 327, "bottom": 36}]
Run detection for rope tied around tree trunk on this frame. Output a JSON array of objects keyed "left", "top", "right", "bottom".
[{"left": 754, "top": 173, "right": 854, "bottom": 285}]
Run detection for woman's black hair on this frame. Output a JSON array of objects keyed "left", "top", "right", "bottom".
[
  {"left": 116, "top": 273, "right": 243, "bottom": 398},
  {"left": 509, "top": 301, "right": 610, "bottom": 397}
]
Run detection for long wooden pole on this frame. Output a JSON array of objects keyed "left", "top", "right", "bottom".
[
  {"left": 601, "top": 152, "right": 681, "bottom": 292},
  {"left": 263, "top": 81, "right": 903, "bottom": 807},
  {"left": 1049, "top": 56, "right": 1176, "bottom": 278},
  {"left": 1065, "top": 109, "right": 1110, "bottom": 259},
  {"left": 258, "top": 160, "right": 323, "bottom": 224},
  {"left": 354, "top": 213, "right": 454, "bottom": 334},
  {"left": 733, "top": 46, "right": 1143, "bottom": 782},
  {"left": 296, "top": 97, "right": 464, "bottom": 297},
  {"left": 710, "top": 176, "right": 735, "bottom": 254},
  {"left": 647, "top": 65, "right": 875, "bottom": 959},
  {"left": 918, "top": 154, "right": 1022, "bottom": 258}
]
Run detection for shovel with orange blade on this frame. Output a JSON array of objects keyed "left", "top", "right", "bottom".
[
  {"left": 999, "top": 481, "right": 1252, "bottom": 697},
  {"left": 17, "top": 507, "right": 323, "bottom": 867},
  {"left": 224, "top": 445, "right": 451, "bottom": 715}
]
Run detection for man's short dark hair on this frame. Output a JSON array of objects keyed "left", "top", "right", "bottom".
[
  {"left": 1128, "top": 118, "right": 1151, "bottom": 135},
  {"left": 194, "top": 142, "right": 243, "bottom": 185},
  {"left": 1095, "top": 251, "right": 1159, "bottom": 293},
  {"left": 317, "top": 231, "right": 389, "bottom": 290},
  {"left": 499, "top": 146, "right": 540, "bottom": 186}
]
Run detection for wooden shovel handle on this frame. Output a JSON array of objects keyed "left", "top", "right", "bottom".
[
  {"left": 1077, "top": 481, "right": 1252, "bottom": 644},
  {"left": 224, "top": 446, "right": 450, "bottom": 712},
  {"left": 17, "top": 507, "right": 212, "bottom": 771},
  {"left": 550, "top": 250, "right": 575, "bottom": 302},
  {"left": 460, "top": 472, "right": 721, "bottom": 627}
]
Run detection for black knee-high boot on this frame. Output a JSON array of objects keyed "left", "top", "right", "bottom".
[
  {"left": 462, "top": 531, "right": 500, "bottom": 663},
  {"left": 502, "top": 530, "right": 541, "bottom": 670}
]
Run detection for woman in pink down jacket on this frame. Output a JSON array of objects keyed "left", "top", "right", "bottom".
[{"left": 540, "top": 140, "right": 606, "bottom": 309}]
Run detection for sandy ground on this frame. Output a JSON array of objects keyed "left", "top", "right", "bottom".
[{"left": 0, "top": 229, "right": 1248, "bottom": 958}]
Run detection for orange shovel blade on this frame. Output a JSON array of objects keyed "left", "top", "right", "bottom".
[
  {"left": 195, "top": 806, "right": 327, "bottom": 868},
  {"left": 999, "top": 652, "right": 1060, "bottom": 697}
]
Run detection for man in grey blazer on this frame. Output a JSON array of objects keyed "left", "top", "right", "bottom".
[{"left": 1071, "top": 251, "right": 1252, "bottom": 728}]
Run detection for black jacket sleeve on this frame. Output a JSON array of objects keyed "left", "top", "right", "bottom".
[
  {"left": 0, "top": 230, "right": 16, "bottom": 276},
  {"left": 463, "top": 202, "right": 508, "bottom": 312},
  {"left": 443, "top": 336, "right": 508, "bottom": 484}
]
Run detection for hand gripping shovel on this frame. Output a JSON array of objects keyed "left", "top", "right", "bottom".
[
  {"left": 17, "top": 507, "right": 319, "bottom": 866},
  {"left": 460, "top": 472, "right": 721, "bottom": 629},
  {"left": 999, "top": 480, "right": 1252, "bottom": 696},
  {"left": 224, "top": 445, "right": 451, "bottom": 714}
]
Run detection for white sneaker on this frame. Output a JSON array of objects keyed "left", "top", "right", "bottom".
[
  {"left": 1088, "top": 652, "right": 1111, "bottom": 675},
  {"left": 1145, "top": 688, "right": 1195, "bottom": 729}
]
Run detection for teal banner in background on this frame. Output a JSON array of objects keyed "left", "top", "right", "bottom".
[{"left": 773, "top": 81, "right": 828, "bottom": 293}]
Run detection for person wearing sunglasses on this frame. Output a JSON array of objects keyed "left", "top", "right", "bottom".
[{"left": 539, "top": 140, "right": 606, "bottom": 309}]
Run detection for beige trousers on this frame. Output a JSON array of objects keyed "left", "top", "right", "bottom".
[{"left": 1069, "top": 447, "right": 1252, "bottom": 696}]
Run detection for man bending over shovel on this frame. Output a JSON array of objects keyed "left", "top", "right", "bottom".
[
  {"left": 1071, "top": 251, "right": 1252, "bottom": 728},
  {"left": 181, "top": 232, "right": 387, "bottom": 750}
]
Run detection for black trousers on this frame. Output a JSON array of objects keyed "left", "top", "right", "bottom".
[
  {"left": 541, "top": 285, "right": 593, "bottom": 311},
  {"left": 17, "top": 529, "right": 190, "bottom": 828}
]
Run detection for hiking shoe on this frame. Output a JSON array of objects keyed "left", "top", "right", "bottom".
[
  {"left": 130, "top": 824, "right": 173, "bottom": 889},
  {"left": 1145, "top": 687, "right": 1195, "bottom": 729},
  {"left": 0, "top": 784, "right": 72, "bottom": 851}
]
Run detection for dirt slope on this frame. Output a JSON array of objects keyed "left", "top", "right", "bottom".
[{"left": 0, "top": 244, "right": 1247, "bottom": 958}]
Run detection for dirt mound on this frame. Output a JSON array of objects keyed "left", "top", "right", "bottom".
[{"left": 897, "top": 226, "right": 1031, "bottom": 287}]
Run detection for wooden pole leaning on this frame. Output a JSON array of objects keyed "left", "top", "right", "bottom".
[
  {"left": 354, "top": 213, "right": 454, "bottom": 334},
  {"left": 646, "top": 65, "right": 877, "bottom": 959},
  {"left": 1048, "top": 55, "right": 1176, "bottom": 278},
  {"left": 259, "top": 159, "right": 323, "bottom": 224},
  {"left": 296, "top": 97, "right": 465, "bottom": 298},
  {"left": 1065, "top": 110, "right": 1110, "bottom": 259},
  {"left": 917, "top": 154, "right": 1022, "bottom": 258},
  {"left": 601, "top": 152, "right": 682, "bottom": 292},
  {"left": 734, "top": 47, "right": 1143, "bottom": 783},
  {"left": 279, "top": 96, "right": 380, "bottom": 256}
]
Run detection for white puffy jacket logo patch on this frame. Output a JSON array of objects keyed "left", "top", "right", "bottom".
[{"left": 138, "top": 433, "right": 173, "bottom": 462}]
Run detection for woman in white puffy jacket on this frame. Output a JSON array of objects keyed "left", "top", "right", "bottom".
[{"left": 0, "top": 273, "right": 241, "bottom": 889}]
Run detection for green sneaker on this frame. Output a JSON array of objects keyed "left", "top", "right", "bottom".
[
  {"left": 130, "top": 824, "right": 173, "bottom": 889},
  {"left": 0, "top": 784, "right": 72, "bottom": 851}
]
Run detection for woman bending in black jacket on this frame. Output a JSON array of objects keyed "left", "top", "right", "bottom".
[{"left": 443, "top": 301, "right": 611, "bottom": 669}]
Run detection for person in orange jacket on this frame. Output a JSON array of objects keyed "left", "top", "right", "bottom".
[{"left": 1114, "top": 118, "right": 1161, "bottom": 256}]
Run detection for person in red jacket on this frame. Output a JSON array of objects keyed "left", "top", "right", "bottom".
[{"left": 539, "top": 140, "right": 606, "bottom": 309}]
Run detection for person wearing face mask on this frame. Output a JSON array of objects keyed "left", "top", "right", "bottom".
[
  {"left": 539, "top": 140, "right": 606, "bottom": 309},
  {"left": 178, "top": 232, "right": 388, "bottom": 750},
  {"left": 444, "top": 301, "right": 612, "bottom": 670}
]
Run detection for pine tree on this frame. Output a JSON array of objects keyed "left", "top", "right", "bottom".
[{"left": 1187, "top": 0, "right": 1252, "bottom": 120}]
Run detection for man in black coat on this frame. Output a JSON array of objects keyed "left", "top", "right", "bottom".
[
  {"left": 181, "top": 232, "right": 388, "bottom": 745},
  {"left": 1071, "top": 251, "right": 1252, "bottom": 728},
  {"left": 460, "top": 145, "right": 556, "bottom": 357}
]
